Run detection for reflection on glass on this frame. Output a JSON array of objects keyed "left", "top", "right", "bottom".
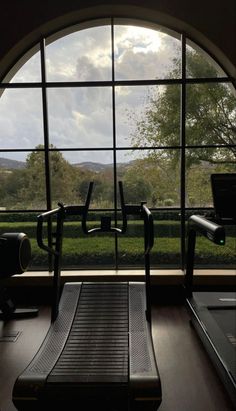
[
  {"left": 0, "top": 89, "right": 44, "bottom": 149},
  {"left": 117, "top": 150, "right": 180, "bottom": 207},
  {"left": 186, "top": 148, "right": 236, "bottom": 208},
  {"left": 116, "top": 85, "right": 180, "bottom": 147},
  {"left": 48, "top": 87, "right": 113, "bottom": 148},
  {"left": 114, "top": 25, "right": 181, "bottom": 80},
  {"left": 50, "top": 150, "right": 114, "bottom": 208},
  {"left": 186, "top": 83, "right": 236, "bottom": 146},
  {"left": 0, "top": 151, "right": 46, "bottom": 210},
  {"left": 186, "top": 40, "right": 226, "bottom": 78},
  {"left": 46, "top": 26, "right": 112, "bottom": 82}
]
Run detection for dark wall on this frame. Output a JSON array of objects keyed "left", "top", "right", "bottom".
[{"left": 1, "top": 0, "right": 236, "bottom": 79}]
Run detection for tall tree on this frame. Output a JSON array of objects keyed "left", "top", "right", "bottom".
[
  {"left": 20, "top": 145, "right": 76, "bottom": 207},
  {"left": 131, "top": 51, "right": 236, "bottom": 168},
  {"left": 129, "top": 51, "right": 236, "bottom": 206}
]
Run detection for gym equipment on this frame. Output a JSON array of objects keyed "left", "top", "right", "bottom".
[
  {"left": 13, "top": 182, "right": 162, "bottom": 411},
  {"left": 0, "top": 232, "right": 38, "bottom": 320},
  {"left": 184, "top": 173, "right": 236, "bottom": 406}
]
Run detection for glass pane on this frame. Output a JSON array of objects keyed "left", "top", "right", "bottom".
[
  {"left": 117, "top": 209, "right": 181, "bottom": 268},
  {"left": 0, "top": 151, "right": 46, "bottom": 210},
  {"left": 48, "top": 88, "right": 113, "bottom": 148},
  {"left": 186, "top": 148, "right": 236, "bottom": 208},
  {"left": 117, "top": 150, "right": 180, "bottom": 207},
  {"left": 186, "top": 40, "right": 226, "bottom": 78},
  {"left": 116, "top": 85, "right": 180, "bottom": 147},
  {"left": 61, "top": 211, "right": 116, "bottom": 269},
  {"left": 10, "top": 51, "right": 41, "bottom": 83},
  {"left": 0, "top": 89, "right": 44, "bottom": 149},
  {"left": 191, "top": 220, "right": 236, "bottom": 269},
  {"left": 46, "top": 26, "right": 112, "bottom": 81},
  {"left": 0, "top": 212, "right": 45, "bottom": 270},
  {"left": 114, "top": 25, "right": 181, "bottom": 80},
  {"left": 50, "top": 150, "right": 114, "bottom": 208},
  {"left": 186, "top": 83, "right": 236, "bottom": 146}
]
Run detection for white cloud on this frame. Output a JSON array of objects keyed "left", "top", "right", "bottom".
[
  {"left": 0, "top": 89, "right": 44, "bottom": 151},
  {"left": 46, "top": 26, "right": 112, "bottom": 82},
  {"left": 0, "top": 24, "right": 182, "bottom": 164}
]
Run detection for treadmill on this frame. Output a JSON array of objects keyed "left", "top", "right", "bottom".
[
  {"left": 13, "top": 182, "right": 162, "bottom": 411},
  {"left": 184, "top": 173, "right": 236, "bottom": 406}
]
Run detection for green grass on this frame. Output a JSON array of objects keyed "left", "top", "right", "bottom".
[
  {"left": 28, "top": 235, "right": 236, "bottom": 268},
  {"left": 1, "top": 219, "right": 234, "bottom": 268}
]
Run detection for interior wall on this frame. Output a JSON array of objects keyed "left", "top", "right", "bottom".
[{"left": 1, "top": 0, "right": 236, "bottom": 80}]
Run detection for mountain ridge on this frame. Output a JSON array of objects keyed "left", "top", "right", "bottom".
[{"left": 0, "top": 157, "right": 131, "bottom": 172}]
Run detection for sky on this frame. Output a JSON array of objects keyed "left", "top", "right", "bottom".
[{"left": 0, "top": 23, "right": 217, "bottom": 164}]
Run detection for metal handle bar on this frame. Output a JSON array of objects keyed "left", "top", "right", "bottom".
[
  {"left": 142, "top": 203, "right": 154, "bottom": 255},
  {"left": 188, "top": 215, "right": 225, "bottom": 245},
  {"left": 37, "top": 206, "right": 64, "bottom": 255},
  {"left": 82, "top": 181, "right": 128, "bottom": 234}
]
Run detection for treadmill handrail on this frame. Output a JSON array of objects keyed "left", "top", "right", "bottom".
[
  {"left": 36, "top": 181, "right": 155, "bottom": 324},
  {"left": 37, "top": 206, "right": 63, "bottom": 255},
  {"left": 188, "top": 214, "right": 225, "bottom": 245},
  {"left": 81, "top": 181, "right": 129, "bottom": 234},
  {"left": 185, "top": 214, "right": 225, "bottom": 297},
  {"left": 142, "top": 203, "right": 154, "bottom": 255}
]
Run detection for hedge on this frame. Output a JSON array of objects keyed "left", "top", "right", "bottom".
[
  {"left": 28, "top": 236, "right": 236, "bottom": 268},
  {"left": 1, "top": 220, "right": 235, "bottom": 239}
]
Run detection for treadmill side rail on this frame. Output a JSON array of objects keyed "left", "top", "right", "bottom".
[
  {"left": 12, "top": 283, "right": 82, "bottom": 407},
  {"left": 129, "top": 283, "right": 162, "bottom": 410}
]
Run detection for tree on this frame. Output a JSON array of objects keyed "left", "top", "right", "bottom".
[
  {"left": 19, "top": 145, "right": 77, "bottom": 207},
  {"left": 130, "top": 51, "right": 236, "bottom": 206},
  {"left": 122, "top": 161, "right": 153, "bottom": 204},
  {"left": 131, "top": 51, "right": 236, "bottom": 168}
]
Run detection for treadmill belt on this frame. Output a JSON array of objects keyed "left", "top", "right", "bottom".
[
  {"left": 210, "top": 309, "right": 236, "bottom": 348},
  {"left": 48, "top": 282, "right": 129, "bottom": 383}
]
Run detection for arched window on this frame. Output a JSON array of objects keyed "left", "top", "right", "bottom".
[{"left": 0, "top": 19, "right": 235, "bottom": 271}]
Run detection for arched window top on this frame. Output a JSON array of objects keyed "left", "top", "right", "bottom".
[{"left": 6, "top": 18, "right": 230, "bottom": 84}]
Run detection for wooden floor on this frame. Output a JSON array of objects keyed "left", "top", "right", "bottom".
[{"left": 0, "top": 303, "right": 234, "bottom": 411}]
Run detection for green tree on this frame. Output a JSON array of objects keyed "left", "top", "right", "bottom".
[
  {"left": 131, "top": 51, "right": 236, "bottom": 167},
  {"left": 122, "top": 163, "right": 152, "bottom": 204},
  {"left": 130, "top": 51, "right": 236, "bottom": 206},
  {"left": 19, "top": 145, "right": 76, "bottom": 207}
]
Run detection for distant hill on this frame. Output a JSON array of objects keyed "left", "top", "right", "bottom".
[
  {"left": 74, "top": 161, "right": 113, "bottom": 172},
  {"left": 0, "top": 157, "right": 132, "bottom": 172},
  {"left": 73, "top": 161, "right": 132, "bottom": 172},
  {"left": 0, "top": 157, "right": 26, "bottom": 169}
]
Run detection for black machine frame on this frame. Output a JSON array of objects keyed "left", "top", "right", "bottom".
[{"left": 184, "top": 173, "right": 236, "bottom": 407}]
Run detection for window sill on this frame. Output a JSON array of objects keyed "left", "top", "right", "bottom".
[{"left": 4, "top": 269, "right": 236, "bottom": 287}]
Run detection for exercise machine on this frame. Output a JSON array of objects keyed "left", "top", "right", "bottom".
[
  {"left": 0, "top": 232, "right": 38, "bottom": 321},
  {"left": 184, "top": 173, "right": 236, "bottom": 406},
  {"left": 13, "top": 182, "right": 162, "bottom": 411}
]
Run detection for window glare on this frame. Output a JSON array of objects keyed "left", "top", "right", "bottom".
[{"left": 114, "top": 25, "right": 181, "bottom": 80}]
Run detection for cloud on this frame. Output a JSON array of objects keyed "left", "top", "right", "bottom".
[
  {"left": 47, "top": 87, "right": 113, "bottom": 148},
  {"left": 0, "top": 24, "right": 182, "bottom": 164},
  {"left": 0, "top": 89, "right": 44, "bottom": 152},
  {"left": 114, "top": 27, "right": 181, "bottom": 80},
  {"left": 46, "top": 26, "right": 112, "bottom": 82}
]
